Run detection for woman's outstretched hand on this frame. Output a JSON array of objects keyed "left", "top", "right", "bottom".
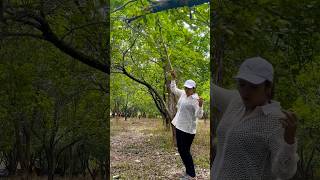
[
  {"left": 198, "top": 97, "right": 204, "bottom": 107},
  {"left": 280, "top": 110, "right": 298, "bottom": 145}
]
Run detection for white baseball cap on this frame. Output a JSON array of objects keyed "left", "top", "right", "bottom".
[
  {"left": 234, "top": 57, "right": 274, "bottom": 84},
  {"left": 184, "top": 79, "right": 196, "bottom": 88}
]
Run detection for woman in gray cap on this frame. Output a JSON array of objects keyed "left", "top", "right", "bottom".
[
  {"left": 170, "top": 70, "right": 204, "bottom": 180},
  {"left": 211, "top": 57, "right": 299, "bottom": 180}
]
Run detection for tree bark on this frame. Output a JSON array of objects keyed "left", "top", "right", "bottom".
[
  {"left": 124, "top": 93, "right": 129, "bottom": 121},
  {"left": 157, "top": 16, "right": 175, "bottom": 128},
  {"left": 46, "top": 148, "right": 55, "bottom": 180},
  {"left": 149, "top": 0, "right": 210, "bottom": 13},
  {"left": 125, "top": 0, "right": 210, "bottom": 23},
  {"left": 210, "top": 0, "right": 224, "bottom": 167}
]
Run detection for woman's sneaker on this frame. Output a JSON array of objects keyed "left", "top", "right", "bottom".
[{"left": 179, "top": 173, "right": 196, "bottom": 180}]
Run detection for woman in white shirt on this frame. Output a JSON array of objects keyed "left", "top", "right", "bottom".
[
  {"left": 211, "top": 57, "right": 299, "bottom": 180},
  {"left": 170, "top": 70, "right": 204, "bottom": 179}
]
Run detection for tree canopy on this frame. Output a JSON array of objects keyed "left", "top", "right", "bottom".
[{"left": 111, "top": 0, "right": 210, "bottom": 123}]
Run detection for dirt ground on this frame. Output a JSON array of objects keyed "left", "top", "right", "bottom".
[{"left": 110, "top": 118, "right": 210, "bottom": 180}]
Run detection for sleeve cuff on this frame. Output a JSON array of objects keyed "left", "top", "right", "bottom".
[
  {"left": 282, "top": 137, "right": 298, "bottom": 154},
  {"left": 170, "top": 80, "right": 176, "bottom": 89}
]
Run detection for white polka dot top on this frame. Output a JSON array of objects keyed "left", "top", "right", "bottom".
[{"left": 211, "top": 84, "right": 299, "bottom": 180}]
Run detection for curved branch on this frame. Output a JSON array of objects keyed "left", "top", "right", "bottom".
[
  {"left": 119, "top": 65, "right": 171, "bottom": 120},
  {"left": 112, "top": 0, "right": 138, "bottom": 13},
  {"left": 122, "top": 38, "right": 137, "bottom": 61},
  {"left": 149, "top": 0, "right": 209, "bottom": 13},
  {"left": 41, "top": 28, "right": 109, "bottom": 74},
  {"left": 114, "top": 36, "right": 172, "bottom": 121},
  {"left": 61, "top": 21, "right": 107, "bottom": 40},
  {"left": 126, "top": 0, "right": 210, "bottom": 23},
  {"left": 1, "top": 32, "right": 44, "bottom": 40},
  {"left": 2, "top": 5, "right": 110, "bottom": 74}
]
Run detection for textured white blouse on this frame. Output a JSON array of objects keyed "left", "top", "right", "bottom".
[
  {"left": 170, "top": 80, "right": 203, "bottom": 134},
  {"left": 211, "top": 84, "right": 299, "bottom": 180}
]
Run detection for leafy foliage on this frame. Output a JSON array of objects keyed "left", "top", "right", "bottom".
[
  {"left": 111, "top": 0, "right": 210, "bottom": 119},
  {"left": 211, "top": 0, "right": 320, "bottom": 178}
]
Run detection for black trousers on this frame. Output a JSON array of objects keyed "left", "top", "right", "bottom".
[{"left": 176, "top": 127, "right": 196, "bottom": 177}]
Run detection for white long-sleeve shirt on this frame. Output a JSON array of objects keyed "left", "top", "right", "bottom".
[
  {"left": 211, "top": 84, "right": 299, "bottom": 180},
  {"left": 170, "top": 80, "right": 203, "bottom": 134}
]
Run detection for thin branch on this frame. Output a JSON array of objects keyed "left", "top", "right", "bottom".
[
  {"left": 56, "top": 137, "right": 82, "bottom": 162},
  {"left": 3, "top": 9, "right": 42, "bottom": 29},
  {"left": 61, "top": 21, "right": 107, "bottom": 40},
  {"left": 124, "top": 20, "right": 147, "bottom": 38},
  {"left": 122, "top": 38, "right": 138, "bottom": 62},
  {"left": 44, "top": 0, "right": 66, "bottom": 16},
  {"left": 156, "top": 16, "right": 171, "bottom": 66},
  {"left": 126, "top": 14, "right": 149, "bottom": 24},
  {"left": 53, "top": 127, "right": 75, "bottom": 147},
  {"left": 1, "top": 32, "right": 44, "bottom": 40},
  {"left": 110, "top": 71, "right": 123, "bottom": 74},
  {"left": 90, "top": 74, "right": 108, "bottom": 93},
  {"left": 194, "top": 10, "right": 209, "bottom": 26},
  {"left": 149, "top": 58, "right": 161, "bottom": 65},
  {"left": 112, "top": 0, "right": 137, "bottom": 13}
]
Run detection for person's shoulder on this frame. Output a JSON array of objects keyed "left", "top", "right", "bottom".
[
  {"left": 178, "top": 91, "right": 186, "bottom": 98},
  {"left": 229, "top": 93, "right": 242, "bottom": 106},
  {"left": 267, "top": 100, "right": 286, "bottom": 119},
  {"left": 221, "top": 93, "right": 242, "bottom": 114}
]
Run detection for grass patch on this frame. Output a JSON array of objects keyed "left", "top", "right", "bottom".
[
  {"left": 148, "top": 133, "right": 174, "bottom": 152},
  {"left": 194, "top": 154, "right": 210, "bottom": 169}
]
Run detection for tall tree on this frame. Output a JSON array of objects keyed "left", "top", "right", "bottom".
[{"left": 111, "top": 0, "right": 209, "bottom": 131}]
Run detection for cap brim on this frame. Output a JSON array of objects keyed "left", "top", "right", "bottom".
[
  {"left": 184, "top": 85, "right": 194, "bottom": 88},
  {"left": 234, "top": 73, "right": 265, "bottom": 84}
]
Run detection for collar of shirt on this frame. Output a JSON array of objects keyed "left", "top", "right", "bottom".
[
  {"left": 190, "top": 93, "right": 199, "bottom": 100},
  {"left": 253, "top": 100, "right": 282, "bottom": 116}
]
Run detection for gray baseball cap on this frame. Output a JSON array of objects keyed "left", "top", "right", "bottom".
[
  {"left": 234, "top": 57, "right": 274, "bottom": 84},
  {"left": 184, "top": 79, "right": 196, "bottom": 88}
]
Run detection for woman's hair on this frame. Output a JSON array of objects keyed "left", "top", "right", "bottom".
[{"left": 265, "top": 80, "right": 274, "bottom": 100}]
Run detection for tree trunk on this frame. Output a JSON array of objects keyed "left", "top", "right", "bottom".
[
  {"left": 165, "top": 66, "right": 178, "bottom": 146},
  {"left": 6, "top": 150, "right": 18, "bottom": 175},
  {"left": 105, "top": 69, "right": 110, "bottom": 180},
  {"left": 46, "top": 148, "right": 55, "bottom": 180},
  {"left": 100, "top": 159, "right": 105, "bottom": 180},
  {"left": 14, "top": 118, "right": 24, "bottom": 175},
  {"left": 124, "top": 93, "right": 129, "bottom": 121},
  {"left": 210, "top": 0, "right": 225, "bottom": 167},
  {"left": 21, "top": 114, "right": 31, "bottom": 176},
  {"left": 87, "top": 162, "right": 96, "bottom": 180},
  {"left": 158, "top": 16, "right": 174, "bottom": 128}
]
